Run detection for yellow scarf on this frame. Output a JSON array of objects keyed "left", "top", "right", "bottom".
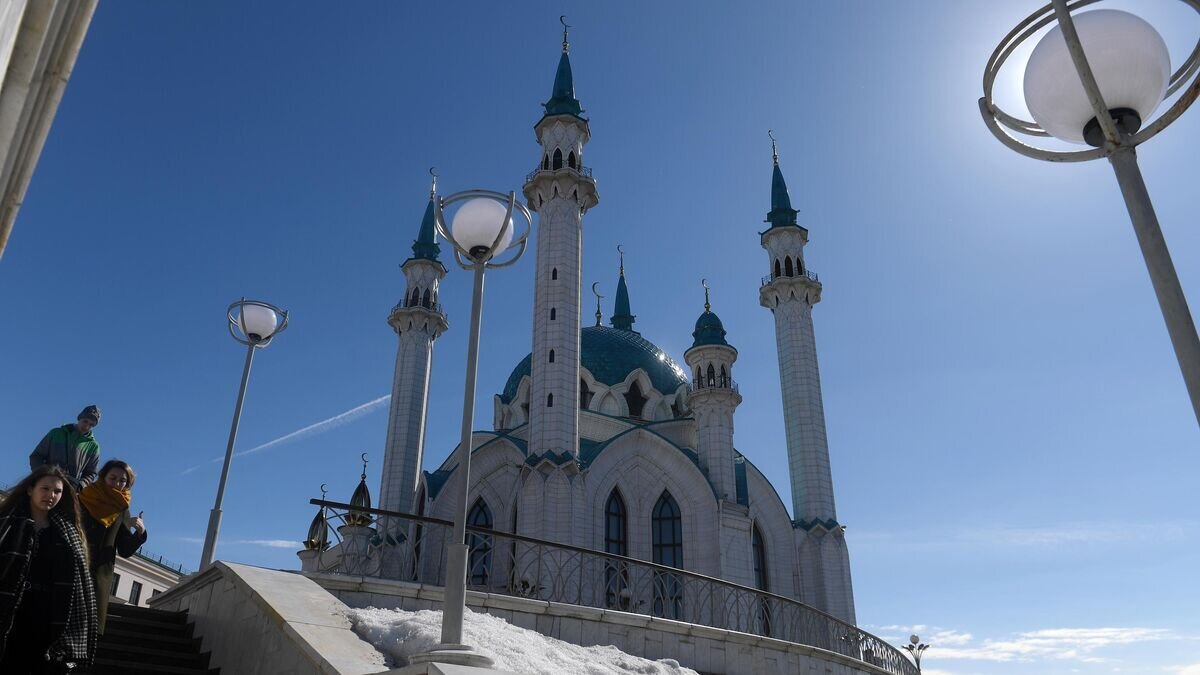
[{"left": 80, "top": 483, "right": 131, "bottom": 528}]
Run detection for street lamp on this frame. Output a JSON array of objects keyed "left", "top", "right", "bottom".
[
  {"left": 980, "top": 0, "right": 1200, "bottom": 427},
  {"left": 904, "top": 635, "right": 929, "bottom": 673},
  {"left": 200, "top": 298, "right": 289, "bottom": 568},
  {"left": 408, "top": 189, "right": 530, "bottom": 668}
]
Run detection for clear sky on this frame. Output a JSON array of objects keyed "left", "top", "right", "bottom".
[{"left": 1, "top": 2, "right": 1198, "bottom": 674}]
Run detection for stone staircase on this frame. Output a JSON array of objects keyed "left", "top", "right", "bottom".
[{"left": 83, "top": 603, "right": 218, "bottom": 674}]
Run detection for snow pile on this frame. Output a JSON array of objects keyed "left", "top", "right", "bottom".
[{"left": 349, "top": 607, "right": 700, "bottom": 675}]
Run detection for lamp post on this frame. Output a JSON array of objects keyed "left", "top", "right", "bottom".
[
  {"left": 200, "top": 298, "right": 289, "bottom": 569},
  {"left": 979, "top": 0, "right": 1200, "bottom": 427},
  {"left": 409, "top": 189, "right": 530, "bottom": 668},
  {"left": 904, "top": 634, "right": 929, "bottom": 673}
]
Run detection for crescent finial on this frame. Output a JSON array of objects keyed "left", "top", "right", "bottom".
[
  {"left": 360, "top": 453, "right": 368, "bottom": 479},
  {"left": 617, "top": 244, "right": 625, "bottom": 275},
  {"left": 591, "top": 282, "right": 603, "bottom": 326},
  {"left": 768, "top": 130, "right": 778, "bottom": 165},
  {"left": 320, "top": 483, "right": 328, "bottom": 499},
  {"left": 701, "top": 278, "right": 711, "bottom": 312},
  {"left": 560, "top": 16, "right": 571, "bottom": 53},
  {"left": 428, "top": 167, "right": 438, "bottom": 196}
]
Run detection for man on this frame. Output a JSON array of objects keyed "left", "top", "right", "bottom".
[{"left": 30, "top": 404, "right": 102, "bottom": 489}]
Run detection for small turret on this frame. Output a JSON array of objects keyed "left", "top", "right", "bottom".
[
  {"left": 347, "top": 454, "right": 373, "bottom": 527},
  {"left": 611, "top": 246, "right": 636, "bottom": 332},
  {"left": 684, "top": 281, "right": 740, "bottom": 502}
]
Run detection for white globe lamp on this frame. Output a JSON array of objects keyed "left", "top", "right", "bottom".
[
  {"left": 1024, "top": 9, "right": 1171, "bottom": 145},
  {"left": 239, "top": 303, "right": 280, "bottom": 342},
  {"left": 450, "top": 197, "right": 514, "bottom": 259}
]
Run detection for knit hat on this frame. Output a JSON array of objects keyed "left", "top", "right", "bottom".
[{"left": 78, "top": 404, "right": 101, "bottom": 425}]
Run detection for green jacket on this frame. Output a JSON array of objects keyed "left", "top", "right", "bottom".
[{"left": 30, "top": 423, "right": 100, "bottom": 488}]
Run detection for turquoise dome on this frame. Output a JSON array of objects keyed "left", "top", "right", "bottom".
[
  {"left": 691, "top": 310, "right": 730, "bottom": 348},
  {"left": 501, "top": 326, "right": 688, "bottom": 403}
]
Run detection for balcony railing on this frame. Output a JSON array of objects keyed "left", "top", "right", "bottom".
[
  {"left": 691, "top": 377, "right": 739, "bottom": 393},
  {"left": 391, "top": 300, "right": 445, "bottom": 316},
  {"left": 525, "top": 164, "right": 594, "bottom": 183},
  {"left": 304, "top": 499, "right": 917, "bottom": 675},
  {"left": 761, "top": 268, "right": 819, "bottom": 286}
]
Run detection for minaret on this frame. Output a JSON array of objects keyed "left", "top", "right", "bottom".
[
  {"left": 683, "top": 283, "right": 740, "bottom": 503},
  {"left": 522, "top": 24, "right": 599, "bottom": 459},
  {"left": 757, "top": 136, "right": 855, "bottom": 623},
  {"left": 611, "top": 248, "right": 635, "bottom": 331},
  {"left": 379, "top": 179, "right": 449, "bottom": 514}
]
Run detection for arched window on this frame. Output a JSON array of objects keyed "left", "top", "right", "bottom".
[
  {"left": 552, "top": 148, "right": 563, "bottom": 170},
  {"left": 706, "top": 364, "right": 717, "bottom": 387},
  {"left": 797, "top": 259, "right": 805, "bottom": 275},
  {"left": 411, "top": 486, "right": 426, "bottom": 581},
  {"left": 550, "top": 308, "right": 556, "bottom": 320},
  {"left": 551, "top": 267, "right": 558, "bottom": 280},
  {"left": 652, "top": 491, "right": 683, "bottom": 619},
  {"left": 784, "top": 257, "right": 794, "bottom": 277},
  {"left": 549, "top": 350, "right": 555, "bottom": 363},
  {"left": 542, "top": 154, "right": 550, "bottom": 170},
  {"left": 408, "top": 288, "right": 420, "bottom": 307},
  {"left": 624, "top": 381, "right": 647, "bottom": 419},
  {"left": 774, "top": 259, "right": 781, "bottom": 279},
  {"left": 720, "top": 365, "right": 728, "bottom": 387},
  {"left": 580, "top": 379, "right": 593, "bottom": 409},
  {"left": 547, "top": 394, "right": 554, "bottom": 408},
  {"left": 467, "top": 498, "right": 493, "bottom": 586},
  {"left": 568, "top": 151, "right": 577, "bottom": 169},
  {"left": 752, "top": 524, "right": 771, "bottom": 636},
  {"left": 604, "top": 490, "right": 629, "bottom": 609},
  {"left": 422, "top": 288, "right": 432, "bottom": 308}
]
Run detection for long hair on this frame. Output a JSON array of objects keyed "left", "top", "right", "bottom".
[
  {"left": 96, "top": 459, "right": 136, "bottom": 490},
  {"left": 0, "top": 465, "right": 86, "bottom": 536}
]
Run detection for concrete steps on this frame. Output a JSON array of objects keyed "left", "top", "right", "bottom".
[{"left": 82, "top": 603, "right": 218, "bottom": 675}]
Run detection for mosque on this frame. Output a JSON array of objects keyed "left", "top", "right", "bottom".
[{"left": 370, "top": 28, "right": 856, "bottom": 625}]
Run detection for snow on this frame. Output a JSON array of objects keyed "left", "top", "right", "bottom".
[{"left": 348, "top": 607, "right": 700, "bottom": 675}]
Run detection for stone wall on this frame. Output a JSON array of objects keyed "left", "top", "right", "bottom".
[
  {"left": 150, "top": 562, "right": 388, "bottom": 675},
  {"left": 309, "top": 572, "right": 891, "bottom": 675}
]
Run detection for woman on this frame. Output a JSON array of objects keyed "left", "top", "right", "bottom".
[
  {"left": 0, "top": 465, "right": 98, "bottom": 673},
  {"left": 79, "top": 459, "right": 147, "bottom": 634}
]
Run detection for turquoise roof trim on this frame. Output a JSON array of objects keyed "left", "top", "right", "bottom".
[
  {"left": 423, "top": 430, "right": 528, "bottom": 500},
  {"left": 767, "top": 163, "right": 799, "bottom": 229},
  {"left": 501, "top": 326, "right": 688, "bottom": 403}
]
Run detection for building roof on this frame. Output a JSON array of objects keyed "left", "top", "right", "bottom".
[
  {"left": 691, "top": 310, "right": 730, "bottom": 348},
  {"left": 542, "top": 50, "right": 583, "bottom": 119},
  {"left": 407, "top": 195, "right": 441, "bottom": 262},
  {"left": 766, "top": 153, "right": 799, "bottom": 229},
  {"left": 501, "top": 325, "right": 688, "bottom": 403}
]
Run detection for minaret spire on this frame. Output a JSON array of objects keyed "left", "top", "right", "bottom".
[
  {"left": 767, "top": 131, "right": 799, "bottom": 229},
  {"left": 611, "top": 245, "right": 635, "bottom": 331},
  {"left": 592, "top": 282, "right": 603, "bottom": 327}
]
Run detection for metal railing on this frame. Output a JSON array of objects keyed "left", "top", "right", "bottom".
[
  {"left": 305, "top": 499, "right": 916, "bottom": 675},
  {"left": 691, "top": 377, "right": 739, "bottom": 393},
  {"left": 761, "top": 269, "right": 819, "bottom": 286},
  {"left": 525, "top": 164, "right": 594, "bottom": 183},
  {"left": 391, "top": 300, "right": 445, "bottom": 315},
  {"left": 133, "top": 548, "right": 191, "bottom": 575}
]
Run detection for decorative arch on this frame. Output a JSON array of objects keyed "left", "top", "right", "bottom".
[
  {"left": 422, "top": 288, "right": 432, "bottom": 308},
  {"left": 652, "top": 491, "right": 683, "bottom": 619},
  {"left": 467, "top": 498, "right": 493, "bottom": 586},
  {"left": 568, "top": 151, "right": 576, "bottom": 169},
  {"left": 552, "top": 148, "right": 563, "bottom": 170},
  {"left": 409, "top": 288, "right": 421, "bottom": 307},
  {"left": 774, "top": 259, "right": 781, "bottom": 279},
  {"left": 604, "top": 488, "right": 629, "bottom": 609},
  {"left": 580, "top": 378, "right": 593, "bottom": 409},
  {"left": 784, "top": 257, "right": 794, "bottom": 277},
  {"left": 752, "top": 522, "right": 772, "bottom": 635}
]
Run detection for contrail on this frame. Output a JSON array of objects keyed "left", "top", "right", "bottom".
[{"left": 181, "top": 395, "right": 391, "bottom": 475}]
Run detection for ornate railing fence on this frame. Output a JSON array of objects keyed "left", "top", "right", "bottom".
[
  {"left": 761, "top": 269, "right": 820, "bottom": 286},
  {"left": 305, "top": 499, "right": 916, "bottom": 675}
]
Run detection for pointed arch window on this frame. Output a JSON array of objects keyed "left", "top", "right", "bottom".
[
  {"left": 542, "top": 154, "right": 550, "bottom": 170},
  {"left": 604, "top": 489, "right": 629, "bottom": 609},
  {"left": 706, "top": 364, "right": 717, "bottom": 387},
  {"left": 624, "top": 381, "right": 647, "bottom": 419},
  {"left": 784, "top": 257, "right": 794, "bottom": 277},
  {"left": 752, "top": 524, "right": 772, "bottom": 635},
  {"left": 548, "top": 350, "right": 555, "bottom": 363},
  {"left": 408, "top": 288, "right": 421, "bottom": 307},
  {"left": 422, "top": 288, "right": 432, "bottom": 308},
  {"left": 550, "top": 307, "right": 556, "bottom": 321},
  {"left": 774, "top": 259, "right": 781, "bottom": 279},
  {"left": 568, "top": 151, "right": 577, "bottom": 169},
  {"left": 551, "top": 267, "right": 558, "bottom": 280},
  {"left": 410, "top": 486, "right": 426, "bottom": 581},
  {"left": 467, "top": 498, "right": 493, "bottom": 586},
  {"left": 580, "top": 379, "right": 593, "bottom": 409},
  {"left": 652, "top": 491, "right": 683, "bottom": 619},
  {"left": 720, "top": 365, "right": 728, "bottom": 387},
  {"left": 547, "top": 393, "right": 554, "bottom": 408},
  {"left": 552, "top": 148, "right": 563, "bottom": 170}
]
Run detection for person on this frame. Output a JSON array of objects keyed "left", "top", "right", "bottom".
[
  {"left": 0, "top": 465, "right": 98, "bottom": 673},
  {"left": 29, "top": 405, "right": 102, "bottom": 490},
  {"left": 79, "top": 460, "right": 147, "bottom": 634}
]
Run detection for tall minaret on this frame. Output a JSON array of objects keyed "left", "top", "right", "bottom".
[
  {"left": 757, "top": 138, "right": 855, "bottom": 623},
  {"left": 522, "top": 24, "right": 599, "bottom": 459},
  {"left": 684, "top": 284, "right": 740, "bottom": 503},
  {"left": 379, "top": 180, "right": 449, "bottom": 514}
]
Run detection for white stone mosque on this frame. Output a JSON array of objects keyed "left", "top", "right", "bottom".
[{"left": 365, "top": 30, "right": 856, "bottom": 626}]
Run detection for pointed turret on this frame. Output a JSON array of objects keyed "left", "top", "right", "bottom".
[
  {"left": 611, "top": 249, "right": 635, "bottom": 331},
  {"left": 767, "top": 132, "right": 799, "bottom": 229},
  {"left": 410, "top": 193, "right": 441, "bottom": 262},
  {"left": 543, "top": 21, "right": 583, "bottom": 119},
  {"left": 691, "top": 285, "right": 730, "bottom": 348}
]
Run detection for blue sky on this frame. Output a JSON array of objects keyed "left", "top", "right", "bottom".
[{"left": 1, "top": 2, "right": 1198, "bottom": 673}]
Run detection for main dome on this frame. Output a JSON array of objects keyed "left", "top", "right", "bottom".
[{"left": 501, "top": 326, "right": 689, "bottom": 403}]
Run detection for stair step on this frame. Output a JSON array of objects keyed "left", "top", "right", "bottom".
[
  {"left": 102, "top": 625, "right": 202, "bottom": 651},
  {"left": 88, "top": 656, "right": 216, "bottom": 674},
  {"left": 97, "top": 641, "right": 209, "bottom": 668},
  {"left": 106, "top": 613, "right": 194, "bottom": 635},
  {"left": 107, "top": 603, "right": 188, "bottom": 624}
]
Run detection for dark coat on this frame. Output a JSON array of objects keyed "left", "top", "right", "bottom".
[
  {"left": 82, "top": 509, "right": 146, "bottom": 633},
  {"left": 0, "top": 505, "right": 97, "bottom": 668}
]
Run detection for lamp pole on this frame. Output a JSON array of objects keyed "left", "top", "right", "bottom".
[
  {"left": 407, "top": 188, "right": 530, "bottom": 668},
  {"left": 979, "top": 0, "right": 1200, "bottom": 427},
  {"left": 200, "top": 299, "right": 289, "bottom": 569}
]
